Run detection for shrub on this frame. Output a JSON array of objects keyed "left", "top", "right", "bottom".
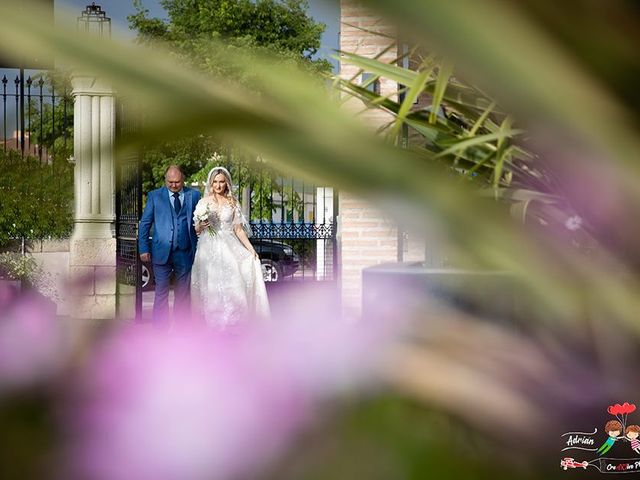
[{"left": 0, "top": 150, "right": 73, "bottom": 246}]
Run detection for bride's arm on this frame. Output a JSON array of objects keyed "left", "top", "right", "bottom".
[{"left": 234, "top": 224, "right": 259, "bottom": 258}]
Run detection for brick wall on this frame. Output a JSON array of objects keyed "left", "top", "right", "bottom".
[
  {"left": 340, "top": 1, "right": 397, "bottom": 123},
  {"left": 339, "top": 1, "right": 418, "bottom": 318},
  {"left": 338, "top": 192, "right": 398, "bottom": 318}
]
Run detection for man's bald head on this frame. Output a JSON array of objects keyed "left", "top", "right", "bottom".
[{"left": 165, "top": 165, "right": 185, "bottom": 193}]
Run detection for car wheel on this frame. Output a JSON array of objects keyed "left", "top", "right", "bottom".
[
  {"left": 141, "top": 264, "right": 154, "bottom": 291},
  {"left": 261, "top": 259, "right": 282, "bottom": 282}
]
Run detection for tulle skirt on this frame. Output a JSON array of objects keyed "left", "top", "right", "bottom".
[{"left": 191, "top": 230, "right": 270, "bottom": 328}]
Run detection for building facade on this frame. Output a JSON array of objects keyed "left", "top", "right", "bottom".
[{"left": 338, "top": 1, "right": 425, "bottom": 318}]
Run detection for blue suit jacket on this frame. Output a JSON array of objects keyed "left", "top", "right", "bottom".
[{"left": 138, "top": 186, "right": 201, "bottom": 265}]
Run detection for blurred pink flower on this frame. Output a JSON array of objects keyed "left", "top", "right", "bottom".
[
  {"left": 65, "top": 300, "right": 389, "bottom": 480},
  {"left": 0, "top": 284, "right": 65, "bottom": 391},
  {"left": 564, "top": 215, "right": 583, "bottom": 231}
]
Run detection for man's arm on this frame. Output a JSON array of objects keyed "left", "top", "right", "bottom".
[
  {"left": 190, "top": 189, "right": 202, "bottom": 235},
  {"left": 138, "top": 192, "right": 155, "bottom": 262}
]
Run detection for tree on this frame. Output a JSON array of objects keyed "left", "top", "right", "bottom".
[
  {"left": 128, "top": 0, "right": 331, "bottom": 191},
  {"left": 139, "top": 135, "right": 221, "bottom": 194},
  {"left": 128, "top": 0, "right": 330, "bottom": 190},
  {"left": 128, "top": 0, "right": 331, "bottom": 77},
  {"left": 0, "top": 149, "right": 74, "bottom": 247},
  {"left": 26, "top": 70, "right": 74, "bottom": 162}
]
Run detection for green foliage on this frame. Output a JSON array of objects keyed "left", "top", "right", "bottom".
[
  {"left": 0, "top": 393, "right": 56, "bottom": 480},
  {"left": 265, "top": 395, "right": 538, "bottom": 480},
  {"left": 189, "top": 153, "right": 284, "bottom": 222},
  {"left": 0, "top": 251, "right": 60, "bottom": 302},
  {"left": 140, "top": 135, "right": 221, "bottom": 193},
  {"left": 0, "top": 150, "right": 74, "bottom": 246},
  {"left": 128, "top": 0, "right": 331, "bottom": 78},
  {"left": 337, "top": 52, "right": 523, "bottom": 188},
  {"left": 247, "top": 170, "right": 280, "bottom": 221},
  {"left": 0, "top": 252, "right": 39, "bottom": 281},
  {"left": 25, "top": 70, "right": 74, "bottom": 161},
  {"left": 130, "top": 0, "right": 330, "bottom": 195},
  {"left": 141, "top": 141, "right": 279, "bottom": 222},
  {"left": 337, "top": 51, "right": 587, "bottom": 252}
]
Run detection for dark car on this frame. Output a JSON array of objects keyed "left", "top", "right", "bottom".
[
  {"left": 252, "top": 239, "right": 300, "bottom": 282},
  {"left": 141, "top": 238, "right": 299, "bottom": 290}
]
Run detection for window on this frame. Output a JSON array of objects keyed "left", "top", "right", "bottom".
[{"left": 362, "top": 73, "right": 381, "bottom": 95}]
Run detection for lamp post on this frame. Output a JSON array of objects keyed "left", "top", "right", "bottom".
[{"left": 77, "top": 2, "right": 111, "bottom": 38}]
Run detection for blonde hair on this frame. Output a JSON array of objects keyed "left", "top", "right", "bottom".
[{"left": 207, "top": 167, "right": 238, "bottom": 207}]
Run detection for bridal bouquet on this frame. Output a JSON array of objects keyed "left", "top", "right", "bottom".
[{"left": 193, "top": 203, "right": 216, "bottom": 236}]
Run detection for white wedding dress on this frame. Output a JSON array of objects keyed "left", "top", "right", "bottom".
[{"left": 191, "top": 200, "right": 270, "bottom": 327}]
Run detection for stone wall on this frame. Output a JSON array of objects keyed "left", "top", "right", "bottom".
[
  {"left": 338, "top": 193, "right": 398, "bottom": 318},
  {"left": 69, "top": 237, "right": 117, "bottom": 320},
  {"left": 0, "top": 239, "right": 71, "bottom": 316}
]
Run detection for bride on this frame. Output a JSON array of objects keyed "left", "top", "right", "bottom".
[{"left": 191, "top": 166, "right": 270, "bottom": 327}]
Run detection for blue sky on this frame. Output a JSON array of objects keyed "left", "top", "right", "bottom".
[{"left": 56, "top": 0, "right": 339, "bottom": 69}]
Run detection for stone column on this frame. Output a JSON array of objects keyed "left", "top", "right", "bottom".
[{"left": 69, "top": 73, "right": 117, "bottom": 320}]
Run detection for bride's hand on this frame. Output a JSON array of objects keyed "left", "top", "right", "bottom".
[{"left": 195, "top": 220, "right": 207, "bottom": 234}]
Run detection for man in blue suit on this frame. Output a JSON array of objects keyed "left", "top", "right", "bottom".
[{"left": 139, "top": 165, "right": 201, "bottom": 325}]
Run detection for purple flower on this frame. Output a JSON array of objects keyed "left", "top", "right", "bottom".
[
  {"left": 66, "top": 302, "right": 390, "bottom": 480},
  {"left": 0, "top": 285, "right": 65, "bottom": 391}
]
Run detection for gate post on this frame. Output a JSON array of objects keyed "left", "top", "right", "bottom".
[{"left": 68, "top": 73, "right": 117, "bottom": 320}]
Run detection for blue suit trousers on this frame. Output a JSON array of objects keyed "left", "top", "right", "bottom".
[{"left": 152, "top": 248, "right": 192, "bottom": 325}]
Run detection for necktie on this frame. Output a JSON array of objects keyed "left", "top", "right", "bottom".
[{"left": 173, "top": 192, "right": 181, "bottom": 214}]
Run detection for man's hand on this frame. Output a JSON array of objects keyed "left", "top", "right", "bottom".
[{"left": 140, "top": 253, "right": 151, "bottom": 262}]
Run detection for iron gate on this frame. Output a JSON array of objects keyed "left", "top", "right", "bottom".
[
  {"left": 1, "top": 68, "right": 72, "bottom": 160},
  {"left": 114, "top": 99, "right": 142, "bottom": 320},
  {"left": 242, "top": 165, "right": 339, "bottom": 285}
]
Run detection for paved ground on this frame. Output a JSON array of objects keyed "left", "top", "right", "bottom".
[
  {"left": 139, "top": 281, "right": 340, "bottom": 323},
  {"left": 27, "top": 251, "right": 340, "bottom": 321}
]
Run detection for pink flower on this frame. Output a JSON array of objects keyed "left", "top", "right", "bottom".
[
  {"left": 564, "top": 215, "right": 583, "bottom": 231},
  {"left": 0, "top": 285, "right": 65, "bottom": 391},
  {"left": 65, "top": 300, "right": 390, "bottom": 480}
]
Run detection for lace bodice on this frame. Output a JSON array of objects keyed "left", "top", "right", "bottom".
[{"left": 194, "top": 200, "right": 242, "bottom": 234}]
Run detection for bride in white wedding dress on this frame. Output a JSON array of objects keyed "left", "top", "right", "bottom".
[{"left": 191, "top": 166, "right": 270, "bottom": 327}]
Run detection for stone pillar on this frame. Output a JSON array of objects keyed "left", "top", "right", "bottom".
[{"left": 69, "top": 74, "right": 117, "bottom": 320}]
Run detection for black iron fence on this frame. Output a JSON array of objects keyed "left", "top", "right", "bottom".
[
  {"left": 1, "top": 68, "right": 73, "bottom": 161},
  {"left": 211, "top": 159, "right": 338, "bottom": 284},
  {"left": 0, "top": 69, "right": 74, "bottom": 251}
]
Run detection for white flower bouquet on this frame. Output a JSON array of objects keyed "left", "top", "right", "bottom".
[{"left": 193, "top": 203, "right": 216, "bottom": 236}]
